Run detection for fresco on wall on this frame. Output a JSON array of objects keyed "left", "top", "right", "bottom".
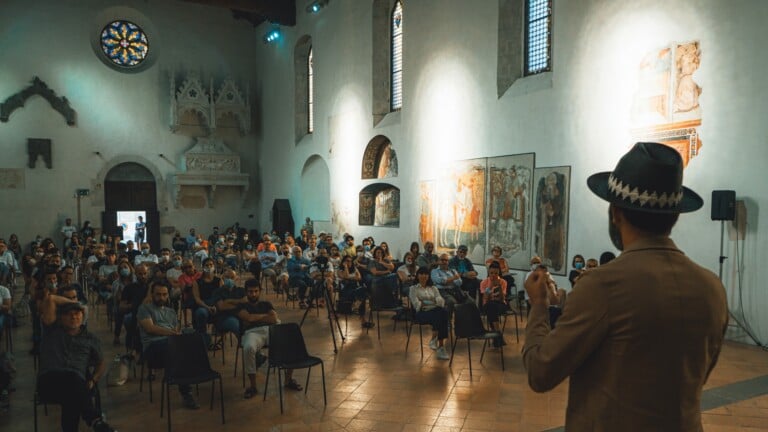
[
  {"left": 631, "top": 41, "right": 702, "bottom": 167},
  {"left": 362, "top": 136, "right": 398, "bottom": 179},
  {"left": 419, "top": 181, "right": 436, "bottom": 245},
  {"left": 436, "top": 159, "right": 486, "bottom": 262},
  {"left": 374, "top": 187, "right": 400, "bottom": 227},
  {"left": 487, "top": 153, "right": 535, "bottom": 271},
  {"left": 531, "top": 166, "right": 570, "bottom": 276},
  {"left": 376, "top": 143, "right": 398, "bottom": 178}
]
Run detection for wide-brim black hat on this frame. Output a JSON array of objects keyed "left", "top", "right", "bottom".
[{"left": 587, "top": 142, "right": 703, "bottom": 214}]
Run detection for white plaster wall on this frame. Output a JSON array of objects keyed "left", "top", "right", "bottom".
[{"left": 252, "top": 0, "right": 768, "bottom": 344}]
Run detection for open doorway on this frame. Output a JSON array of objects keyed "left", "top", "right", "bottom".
[{"left": 103, "top": 162, "right": 159, "bottom": 249}]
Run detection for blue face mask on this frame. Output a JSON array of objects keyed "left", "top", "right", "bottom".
[
  {"left": 575, "top": 262, "right": 584, "bottom": 270},
  {"left": 120, "top": 268, "right": 131, "bottom": 277},
  {"left": 223, "top": 278, "right": 235, "bottom": 288}
]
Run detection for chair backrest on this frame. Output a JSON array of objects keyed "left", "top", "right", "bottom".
[
  {"left": 369, "top": 277, "right": 399, "bottom": 309},
  {"left": 165, "top": 333, "right": 213, "bottom": 379},
  {"left": 453, "top": 303, "right": 486, "bottom": 338},
  {"left": 268, "top": 323, "right": 311, "bottom": 365}
]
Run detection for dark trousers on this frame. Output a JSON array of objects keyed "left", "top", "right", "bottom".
[
  {"left": 37, "top": 370, "right": 99, "bottom": 432},
  {"left": 415, "top": 307, "right": 449, "bottom": 340},
  {"left": 461, "top": 277, "right": 481, "bottom": 301},
  {"left": 483, "top": 300, "right": 509, "bottom": 325},
  {"left": 339, "top": 280, "right": 367, "bottom": 317},
  {"left": 144, "top": 340, "right": 191, "bottom": 394}
]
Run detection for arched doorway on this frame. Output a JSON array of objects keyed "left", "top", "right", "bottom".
[
  {"left": 300, "top": 155, "right": 330, "bottom": 223},
  {"left": 102, "top": 162, "right": 160, "bottom": 249}
]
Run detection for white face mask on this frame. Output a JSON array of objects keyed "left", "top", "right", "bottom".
[{"left": 531, "top": 264, "right": 540, "bottom": 271}]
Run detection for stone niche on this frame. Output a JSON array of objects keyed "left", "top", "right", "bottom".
[{"left": 171, "top": 137, "right": 250, "bottom": 208}]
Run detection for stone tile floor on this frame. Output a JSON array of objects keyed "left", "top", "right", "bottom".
[{"left": 2, "top": 282, "right": 767, "bottom": 431}]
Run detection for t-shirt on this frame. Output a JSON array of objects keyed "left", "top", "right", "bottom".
[
  {"left": 61, "top": 225, "right": 77, "bottom": 239},
  {"left": 137, "top": 302, "right": 178, "bottom": 350},
  {"left": 39, "top": 326, "right": 102, "bottom": 381},
  {"left": 197, "top": 276, "right": 221, "bottom": 304},
  {"left": 0, "top": 285, "right": 11, "bottom": 308},
  {"left": 238, "top": 301, "right": 275, "bottom": 331}
]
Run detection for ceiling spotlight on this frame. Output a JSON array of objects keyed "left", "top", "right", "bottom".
[
  {"left": 306, "top": 0, "right": 329, "bottom": 14},
  {"left": 263, "top": 26, "right": 282, "bottom": 44}
]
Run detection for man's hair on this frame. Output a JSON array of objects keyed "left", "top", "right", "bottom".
[
  {"left": 619, "top": 206, "right": 680, "bottom": 236},
  {"left": 244, "top": 278, "right": 260, "bottom": 289},
  {"left": 599, "top": 251, "right": 616, "bottom": 265},
  {"left": 151, "top": 278, "right": 172, "bottom": 292}
]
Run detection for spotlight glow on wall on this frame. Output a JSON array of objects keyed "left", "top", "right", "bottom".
[
  {"left": 306, "top": 0, "right": 329, "bottom": 14},
  {"left": 263, "top": 27, "right": 282, "bottom": 44}
]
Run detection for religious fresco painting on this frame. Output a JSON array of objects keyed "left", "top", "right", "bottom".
[
  {"left": 418, "top": 181, "right": 436, "bottom": 245},
  {"left": 487, "top": 153, "right": 535, "bottom": 271},
  {"left": 374, "top": 187, "right": 400, "bottom": 227},
  {"left": 631, "top": 41, "right": 702, "bottom": 167},
  {"left": 436, "top": 158, "right": 487, "bottom": 263},
  {"left": 531, "top": 166, "right": 570, "bottom": 276}
]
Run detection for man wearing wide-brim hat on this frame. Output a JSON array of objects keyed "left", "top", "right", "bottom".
[{"left": 523, "top": 142, "right": 728, "bottom": 431}]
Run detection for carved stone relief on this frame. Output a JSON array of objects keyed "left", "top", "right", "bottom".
[
  {"left": 27, "top": 138, "right": 52, "bottom": 169},
  {"left": 1, "top": 77, "right": 76, "bottom": 125},
  {"left": 169, "top": 71, "right": 250, "bottom": 136}
]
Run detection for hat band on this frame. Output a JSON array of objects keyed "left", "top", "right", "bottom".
[{"left": 607, "top": 174, "right": 683, "bottom": 209}]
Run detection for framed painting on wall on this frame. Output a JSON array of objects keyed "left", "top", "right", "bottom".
[
  {"left": 436, "top": 158, "right": 487, "bottom": 263},
  {"left": 418, "top": 181, "right": 436, "bottom": 245},
  {"left": 531, "top": 165, "right": 571, "bottom": 276},
  {"left": 486, "top": 153, "right": 535, "bottom": 271}
]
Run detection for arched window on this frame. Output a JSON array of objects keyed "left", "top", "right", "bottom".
[
  {"left": 525, "top": 0, "right": 552, "bottom": 75},
  {"left": 390, "top": 1, "right": 404, "bottom": 111},
  {"left": 308, "top": 47, "right": 314, "bottom": 133}
]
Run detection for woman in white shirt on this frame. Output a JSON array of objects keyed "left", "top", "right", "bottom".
[{"left": 408, "top": 267, "right": 450, "bottom": 360}]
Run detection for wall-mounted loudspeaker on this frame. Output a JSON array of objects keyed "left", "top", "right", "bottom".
[{"left": 711, "top": 190, "right": 736, "bottom": 221}]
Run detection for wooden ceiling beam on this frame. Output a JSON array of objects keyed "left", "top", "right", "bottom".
[{"left": 179, "top": 0, "right": 296, "bottom": 26}]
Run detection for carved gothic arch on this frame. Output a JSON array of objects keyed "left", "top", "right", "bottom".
[{"left": 0, "top": 77, "right": 76, "bottom": 125}]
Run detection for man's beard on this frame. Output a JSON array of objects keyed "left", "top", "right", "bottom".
[{"left": 608, "top": 207, "right": 624, "bottom": 251}]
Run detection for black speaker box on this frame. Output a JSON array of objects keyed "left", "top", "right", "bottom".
[
  {"left": 711, "top": 190, "right": 735, "bottom": 221},
  {"left": 272, "top": 199, "right": 295, "bottom": 236}
]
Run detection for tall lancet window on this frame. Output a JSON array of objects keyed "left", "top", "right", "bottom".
[
  {"left": 390, "top": 1, "right": 403, "bottom": 111},
  {"left": 308, "top": 47, "right": 314, "bottom": 133},
  {"left": 525, "top": 0, "right": 552, "bottom": 75}
]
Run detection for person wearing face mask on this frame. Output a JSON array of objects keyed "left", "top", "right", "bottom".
[
  {"left": 523, "top": 142, "right": 727, "bottom": 431},
  {"left": 397, "top": 251, "right": 419, "bottom": 297},
  {"left": 567, "top": 254, "right": 586, "bottom": 288},
  {"left": 191, "top": 258, "right": 222, "bottom": 344},
  {"left": 111, "top": 262, "right": 136, "bottom": 345},
  {"left": 134, "top": 242, "right": 159, "bottom": 269},
  {"left": 155, "top": 247, "right": 174, "bottom": 276},
  {"left": 119, "top": 263, "right": 151, "bottom": 354}
]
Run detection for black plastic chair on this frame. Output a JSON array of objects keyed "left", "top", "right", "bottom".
[
  {"left": 404, "top": 308, "right": 434, "bottom": 358},
  {"left": 500, "top": 307, "right": 520, "bottom": 343},
  {"left": 263, "top": 323, "right": 326, "bottom": 413},
  {"left": 449, "top": 302, "right": 504, "bottom": 377},
  {"left": 159, "top": 333, "right": 225, "bottom": 432},
  {"left": 366, "top": 277, "right": 407, "bottom": 340},
  {"left": 33, "top": 374, "right": 102, "bottom": 432}
]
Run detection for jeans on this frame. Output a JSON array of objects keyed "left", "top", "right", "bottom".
[{"left": 213, "top": 315, "right": 240, "bottom": 335}]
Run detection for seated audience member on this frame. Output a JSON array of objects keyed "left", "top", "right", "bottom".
[
  {"left": 222, "top": 239, "right": 239, "bottom": 270},
  {"left": 585, "top": 258, "right": 598, "bottom": 270},
  {"left": 303, "top": 235, "right": 319, "bottom": 262},
  {"left": 39, "top": 269, "right": 81, "bottom": 328},
  {"left": 431, "top": 253, "right": 468, "bottom": 320},
  {"left": 111, "top": 261, "right": 136, "bottom": 345},
  {"left": 409, "top": 267, "right": 450, "bottom": 360},
  {"left": 449, "top": 245, "right": 481, "bottom": 301},
  {"left": 185, "top": 229, "right": 198, "bottom": 254},
  {"left": 138, "top": 280, "right": 199, "bottom": 409},
  {"left": 119, "top": 263, "right": 151, "bottom": 353},
  {"left": 171, "top": 232, "right": 187, "bottom": 255},
  {"left": 125, "top": 241, "right": 140, "bottom": 262},
  {"left": 408, "top": 242, "right": 420, "bottom": 260},
  {"left": 568, "top": 254, "right": 586, "bottom": 288},
  {"left": 368, "top": 246, "right": 396, "bottom": 290},
  {"left": 480, "top": 263, "right": 508, "bottom": 347},
  {"left": 328, "top": 244, "right": 342, "bottom": 270},
  {"left": 287, "top": 246, "right": 312, "bottom": 307},
  {"left": 239, "top": 279, "right": 302, "bottom": 399},
  {"left": 155, "top": 248, "right": 173, "bottom": 277},
  {"left": 354, "top": 245, "right": 372, "bottom": 288},
  {"left": 37, "top": 302, "right": 117, "bottom": 432},
  {"left": 242, "top": 241, "right": 260, "bottom": 279},
  {"left": 337, "top": 255, "right": 371, "bottom": 328},
  {"left": 379, "top": 242, "right": 394, "bottom": 262},
  {"left": 178, "top": 259, "right": 202, "bottom": 320},
  {"left": 0, "top": 283, "right": 11, "bottom": 334},
  {"left": 8, "top": 233, "right": 23, "bottom": 261},
  {"left": 0, "top": 239, "right": 18, "bottom": 285},
  {"left": 210, "top": 269, "right": 245, "bottom": 337},
  {"left": 599, "top": 251, "right": 616, "bottom": 265},
  {"left": 59, "top": 264, "right": 86, "bottom": 303},
  {"left": 134, "top": 242, "right": 158, "bottom": 269},
  {"left": 258, "top": 238, "right": 279, "bottom": 289},
  {"left": 95, "top": 250, "right": 118, "bottom": 303},
  {"left": 342, "top": 235, "right": 356, "bottom": 258},
  {"left": 296, "top": 229, "right": 309, "bottom": 251},
  {"left": 485, "top": 245, "right": 516, "bottom": 291},
  {"left": 397, "top": 252, "right": 419, "bottom": 297},
  {"left": 416, "top": 241, "right": 439, "bottom": 270},
  {"left": 256, "top": 233, "right": 277, "bottom": 253},
  {"left": 274, "top": 244, "right": 291, "bottom": 293},
  {"left": 191, "top": 258, "right": 222, "bottom": 342}
]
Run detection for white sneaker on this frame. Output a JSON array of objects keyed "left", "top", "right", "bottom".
[
  {"left": 436, "top": 346, "right": 449, "bottom": 360},
  {"left": 429, "top": 338, "right": 438, "bottom": 350}
]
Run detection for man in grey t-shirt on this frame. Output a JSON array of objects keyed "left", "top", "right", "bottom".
[{"left": 137, "top": 280, "right": 199, "bottom": 410}]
